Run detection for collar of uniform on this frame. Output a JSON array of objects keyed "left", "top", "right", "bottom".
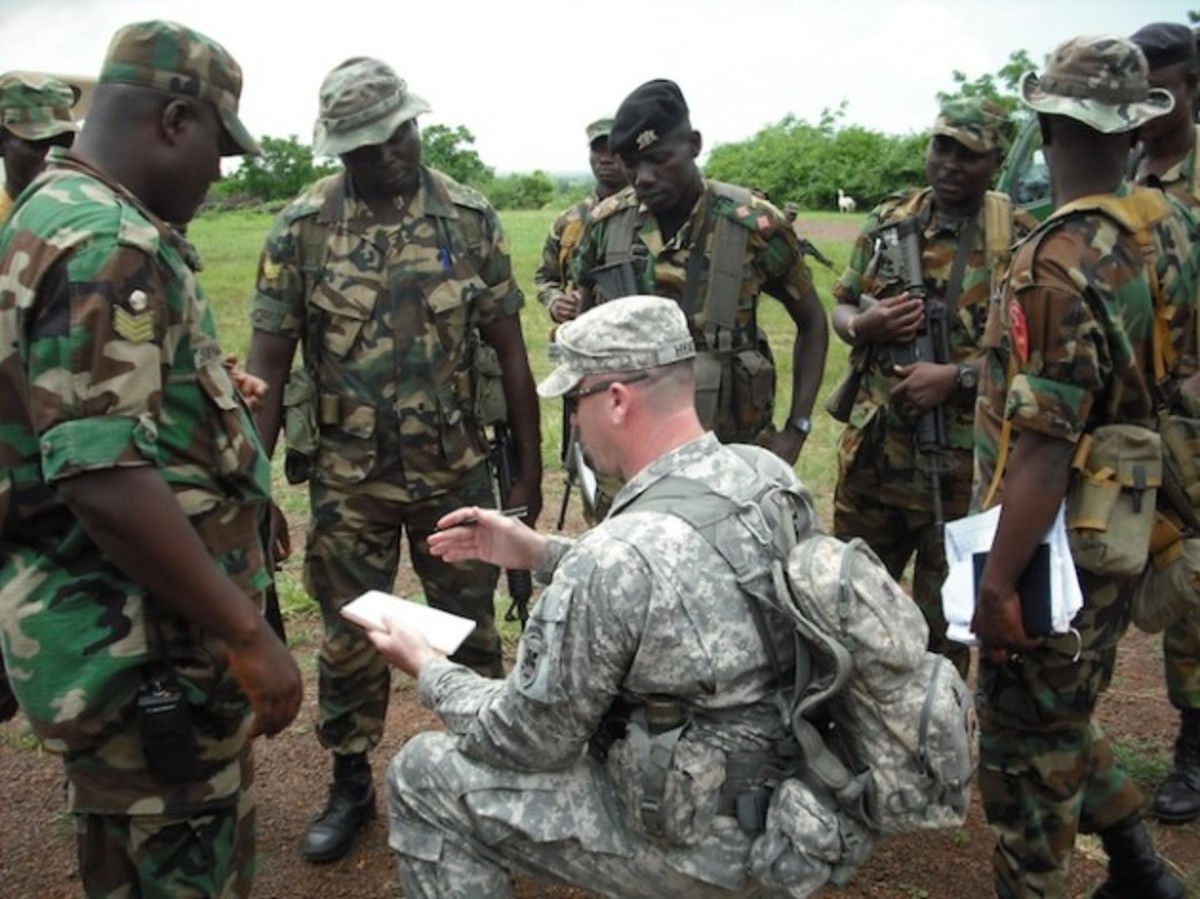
[{"left": 609, "top": 432, "right": 721, "bottom": 516}]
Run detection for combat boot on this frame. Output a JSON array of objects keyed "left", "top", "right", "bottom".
[
  {"left": 302, "top": 752, "right": 376, "bottom": 863},
  {"left": 1154, "top": 708, "right": 1200, "bottom": 824},
  {"left": 1090, "top": 812, "right": 1183, "bottom": 899}
]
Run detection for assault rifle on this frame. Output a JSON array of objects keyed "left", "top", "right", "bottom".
[
  {"left": 488, "top": 422, "right": 534, "bottom": 627},
  {"left": 877, "top": 217, "right": 951, "bottom": 533},
  {"left": 798, "top": 237, "right": 836, "bottom": 271}
]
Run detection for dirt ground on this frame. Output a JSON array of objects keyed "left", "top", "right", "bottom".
[{"left": 2, "top": 214, "right": 1198, "bottom": 896}]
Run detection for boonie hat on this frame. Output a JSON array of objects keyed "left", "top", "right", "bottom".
[
  {"left": 586, "top": 117, "right": 615, "bottom": 145},
  {"left": 0, "top": 72, "right": 79, "bottom": 141},
  {"left": 313, "top": 57, "right": 431, "bottom": 157},
  {"left": 1131, "top": 22, "right": 1197, "bottom": 71},
  {"left": 932, "top": 96, "right": 1013, "bottom": 154},
  {"left": 1020, "top": 34, "right": 1173, "bottom": 134},
  {"left": 609, "top": 79, "right": 690, "bottom": 157},
  {"left": 537, "top": 295, "right": 696, "bottom": 398},
  {"left": 99, "top": 19, "right": 258, "bottom": 156}
]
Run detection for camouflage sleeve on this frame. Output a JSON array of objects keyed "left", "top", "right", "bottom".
[
  {"left": 751, "top": 203, "right": 814, "bottom": 304},
  {"left": 28, "top": 240, "right": 165, "bottom": 482},
  {"left": 832, "top": 207, "right": 886, "bottom": 306},
  {"left": 470, "top": 202, "right": 525, "bottom": 328},
  {"left": 418, "top": 534, "right": 643, "bottom": 771},
  {"left": 533, "top": 211, "right": 568, "bottom": 308},
  {"left": 1004, "top": 276, "right": 1102, "bottom": 445},
  {"left": 249, "top": 212, "right": 308, "bottom": 339}
]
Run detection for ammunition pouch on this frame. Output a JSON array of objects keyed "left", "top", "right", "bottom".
[
  {"left": 282, "top": 368, "right": 318, "bottom": 485},
  {"left": 1066, "top": 423, "right": 1162, "bottom": 577},
  {"left": 1132, "top": 518, "right": 1200, "bottom": 633}
]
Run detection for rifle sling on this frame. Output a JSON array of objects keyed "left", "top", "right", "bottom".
[{"left": 943, "top": 217, "right": 977, "bottom": 317}]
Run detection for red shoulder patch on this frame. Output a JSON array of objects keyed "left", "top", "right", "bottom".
[{"left": 1009, "top": 299, "right": 1029, "bottom": 363}]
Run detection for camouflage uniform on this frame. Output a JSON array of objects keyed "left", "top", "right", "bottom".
[
  {"left": 832, "top": 186, "right": 1036, "bottom": 673},
  {"left": 0, "top": 148, "right": 270, "bottom": 895},
  {"left": 1135, "top": 128, "right": 1200, "bottom": 716},
  {"left": 573, "top": 182, "right": 814, "bottom": 446},
  {"left": 533, "top": 192, "right": 599, "bottom": 310},
  {"left": 973, "top": 178, "right": 1200, "bottom": 895},
  {"left": 251, "top": 165, "right": 522, "bottom": 753},
  {"left": 387, "top": 434, "right": 806, "bottom": 898}
]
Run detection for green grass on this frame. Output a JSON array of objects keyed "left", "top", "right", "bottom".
[{"left": 186, "top": 205, "right": 857, "bottom": 617}]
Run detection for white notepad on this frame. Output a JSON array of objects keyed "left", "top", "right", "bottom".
[{"left": 340, "top": 590, "right": 475, "bottom": 655}]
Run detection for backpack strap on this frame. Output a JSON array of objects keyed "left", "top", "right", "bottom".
[
  {"left": 702, "top": 183, "right": 753, "bottom": 347},
  {"left": 982, "top": 191, "right": 1014, "bottom": 299},
  {"left": 604, "top": 204, "right": 640, "bottom": 267}
]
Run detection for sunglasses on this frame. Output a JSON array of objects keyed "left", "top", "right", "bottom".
[{"left": 563, "top": 372, "right": 650, "bottom": 414}]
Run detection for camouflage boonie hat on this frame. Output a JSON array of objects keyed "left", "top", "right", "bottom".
[
  {"left": 932, "top": 96, "right": 1012, "bottom": 154},
  {"left": 610, "top": 79, "right": 689, "bottom": 157},
  {"left": 586, "top": 117, "right": 615, "bottom": 145},
  {"left": 0, "top": 72, "right": 79, "bottom": 141},
  {"left": 99, "top": 20, "right": 258, "bottom": 156},
  {"left": 313, "top": 57, "right": 431, "bottom": 157},
  {"left": 538, "top": 295, "right": 696, "bottom": 398},
  {"left": 1020, "top": 34, "right": 1173, "bottom": 134}
]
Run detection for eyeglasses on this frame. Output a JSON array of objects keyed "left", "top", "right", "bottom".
[{"left": 563, "top": 372, "right": 650, "bottom": 414}]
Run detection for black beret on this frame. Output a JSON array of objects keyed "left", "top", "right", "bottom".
[
  {"left": 610, "top": 79, "right": 690, "bottom": 157},
  {"left": 1130, "top": 21, "right": 1197, "bottom": 71}
]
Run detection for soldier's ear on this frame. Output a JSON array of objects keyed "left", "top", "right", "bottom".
[{"left": 689, "top": 130, "right": 702, "bottom": 159}]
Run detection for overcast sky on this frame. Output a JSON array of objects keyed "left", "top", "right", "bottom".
[{"left": 1, "top": 0, "right": 1192, "bottom": 173}]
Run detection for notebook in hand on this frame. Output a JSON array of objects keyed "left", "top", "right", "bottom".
[
  {"left": 339, "top": 590, "right": 475, "bottom": 655},
  {"left": 972, "top": 543, "right": 1054, "bottom": 637}
]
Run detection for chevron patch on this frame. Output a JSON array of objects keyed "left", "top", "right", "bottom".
[{"left": 114, "top": 306, "right": 154, "bottom": 343}]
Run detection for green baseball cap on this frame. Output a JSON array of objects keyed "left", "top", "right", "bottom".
[
  {"left": 586, "top": 117, "right": 615, "bottom": 145},
  {"left": 99, "top": 19, "right": 259, "bottom": 156},
  {"left": 932, "top": 96, "right": 1013, "bottom": 154},
  {"left": 313, "top": 57, "right": 431, "bottom": 157},
  {"left": 0, "top": 72, "right": 79, "bottom": 141},
  {"left": 1020, "top": 34, "right": 1173, "bottom": 134}
]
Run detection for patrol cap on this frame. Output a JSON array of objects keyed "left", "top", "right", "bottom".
[
  {"left": 931, "top": 96, "right": 1013, "bottom": 154},
  {"left": 0, "top": 72, "right": 79, "bottom": 141},
  {"left": 99, "top": 19, "right": 259, "bottom": 156},
  {"left": 1020, "top": 34, "right": 1173, "bottom": 134},
  {"left": 537, "top": 295, "right": 696, "bottom": 398},
  {"left": 1130, "top": 22, "right": 1197, "bottom": 71},
  {"left": 586, "top": 116, "right": 615, "bottom": 145},
  {"left": 609, "top": 79, "right": 690, "bottom": 157},
  {"left": 313, "top": 57, "right": 431, "bottom": 157}
]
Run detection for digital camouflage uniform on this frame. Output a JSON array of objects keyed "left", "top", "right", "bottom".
[
  {"left": 533, "top": 192, "right": 599, "bottom": 311},
  {"left": 832, "top": 187, "right": 1036, "bottom": 674},
  {"left": 973, "top": 183, "right": 1200, "bottom": 896},
  {"left": 251, "top": 165, "right": 522, "bottom": 754},
  {"left": 387, "top": 434, "right": 828, "bottom": 898},
  {"left": 573, "top": 181, "right": 814, "bottom": 446},
  {"left": 1135, "top": 124, "right": 1200, "bottom": 715},
  {"left": 0, "top": 149, "right": 271, "bottom": 896}
]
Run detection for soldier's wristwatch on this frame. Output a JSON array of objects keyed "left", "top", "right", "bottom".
[
  {"left": 790, "top": 415, "right": 813, "bottom": 436},
  {"left": 956, "top": 364, "right": 978, "bottom": 391}
]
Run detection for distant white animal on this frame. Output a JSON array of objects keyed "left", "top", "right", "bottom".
[{"left": 837, "top": 189, "right": 857, "bottom": 214}]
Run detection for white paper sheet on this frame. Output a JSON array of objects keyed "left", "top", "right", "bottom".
[
  {"left": 941, "top": 503, "right": 1083, "bottom": 645},
  {"left": 340, "top": 590, "right": 475, "bottom": 655}
]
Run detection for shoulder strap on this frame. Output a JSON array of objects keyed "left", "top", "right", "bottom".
[
  {"left": 604, "top": 204, "right": 640, "bottom": 267},
  {"left": 983, "top": 190, "right": 1014, "bottom": 298},
  {"left": 704, "top": 183, "right": 753, "bottom": 336}
]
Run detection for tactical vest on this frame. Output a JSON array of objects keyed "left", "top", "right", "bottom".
[{"left": 598, "top": 182, "right": 775, "bottom": 443}]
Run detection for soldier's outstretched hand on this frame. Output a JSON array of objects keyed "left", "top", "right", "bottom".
[{"left": 225, "top": 617, "right": 303, "bottom": 738}]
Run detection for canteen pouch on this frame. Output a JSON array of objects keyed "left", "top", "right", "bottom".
[
  {"left": 1065, "top": 424, "right": 1161, "bottom": 578},
  {"left": 282, "top": 368, "right": 318, "bottom": 485},
  {"left": 1157, "top": 408, "right": 1200, "bottom": 532},
  {"left": 1131, "top": 523, "right": 1200, "bottom": 633},
  {"left": 730, "top": 339, "right": 776, "bottom": 440}
]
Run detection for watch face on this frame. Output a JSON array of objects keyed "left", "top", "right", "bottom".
[
  {"left": 958, "top": 366, "right": 978, "bottom": 389},
  {"left": 791, "top": 416, "right": 812, "bottom": 435}
]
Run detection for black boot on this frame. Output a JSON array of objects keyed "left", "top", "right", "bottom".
[
  {"left": 1154, "top": 708, "right": 1200, "bottom": 824},
  {"left": 1091, "top": 812, "right": 1183, "bottom": 899},
  {"left": 302, "top": 753, "right": 376, "bottom": 863}
]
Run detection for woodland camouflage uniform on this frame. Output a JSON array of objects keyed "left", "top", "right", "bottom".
[
  {"left": 0, "top": 153, "right": 269, "bottom": 897},
  {"left": 251, "top": 163, "right": 522, "bottom": 754},
  {"left": 974, "top": 34, "right": 1200, "bottom": 891},
  {"left": 832, "top": 116, "right": 1037, "bottom": 675}
]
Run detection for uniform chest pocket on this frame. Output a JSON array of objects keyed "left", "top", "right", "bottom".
[
  {"left": 424, "top": 274, "right": 488, "bottom": 351},
  {"left": 309, "top": 276, "right": 380, "bottom": 360}
]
